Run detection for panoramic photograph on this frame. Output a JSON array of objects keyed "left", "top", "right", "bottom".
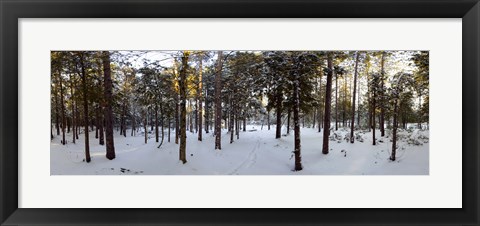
[{"left": 50, "top": 50, "right": 429, "bottom": 175}]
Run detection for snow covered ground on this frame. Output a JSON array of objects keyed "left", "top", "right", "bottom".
[{"left": 50, "top": 125, "right": 429, "bottom": 175}]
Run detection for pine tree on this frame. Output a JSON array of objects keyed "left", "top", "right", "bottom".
[{"left": 102, "top": 51, "right": 115, "bottom": 160}]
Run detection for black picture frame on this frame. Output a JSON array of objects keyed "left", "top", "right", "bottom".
[{"left": 1, "top": 0, "right": 478, "bottom": 225}]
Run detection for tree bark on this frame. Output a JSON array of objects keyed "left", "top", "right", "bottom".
[
  {"left": 237, "top": 111, "right": 241, "bottom": 139},
  {"left": 54, "top": 79, "right": 60, "bottom": 136},
  {"left": 95, "top": 105, "right": 99, "bottom": 139},
  {"left": 131, "top": 109, "right": 136, "bottom": 136},
  {"left": 230, "top": 97, "right": 235, "bottom": 144},
  {"left": 168, "top": 118, "right": 171, "bottom": 142},
  {"left": 144, "top": 112, "right": 148, "bottom": 144},
  {"left": 197, "top": 53, "right": 203, "bottom": 141},
  {"left": 372, "top": 80, "right": 376, "bottom": 146},
  {"left": 189, "top": 100, "right": 194, "bottom": 133},
  {"left": 287, "top": 108, "right": 291, "bottom": 135},
  {"left": 318, "top": 75, "right": 323, "bottom": 133},
  {"left": 293, "top": 64, "right": 302, "bottom": 171},
  {"left": 75, "top": 105, "right": 79, "bottom": 140},
  {"left": 102, "top": 51, "right": 115, "bottom": 160},
  {"left": 214, "top": 51, "right": 223, "bottom": 150},
  {"left": 357, "top": 75, "right": 361, "bottom": 129},
  {"left": 160, "top": 107, "right": 165, "bottom": 147},
  {"left": 243, "top": 113, "right": 246, "bottom": 132},
  {"left": 205, "top": 94, "right": 210, "bottom": 134},
  {"left": 59, "top": 70, "right": 66, "bottom": 145},
  {"left": 67, "top": 118, "right": 71, "bottom": 134},
  {"left": 175, "top": 99, "right": 179, "bottom": 144},
  {"left": 97, "top": 105, "right": 104, "bottom": 145},
  {"left": 179, "top": 52, "right": 189, "bottom": 163},
  {"left": 418, "top": 94, "right": 422, "bottom": 129},
  {"left": 155, "top": 105, "right": 159, "bottom": 143},
  {"left": 70, "top": 75, "right": 76, "bottom": 143},
  {"left": 267, "top": 109, "right": 270, "bottom": 130},
  {"left": 390, "top": 99, "right": 399, "bottom": 161},
  {"left": 79, "top": 53, "right": 91, "bottom": 163},
  {"left": 380, "top": 51, "right": 386, "bottom": 137},
  {"left": 275, "top": 88, "right": 282, "bottom": 139},
  {"left": 322, "top": 53, "right": 333, "bottom": 155},
  {"left": 335, "top": 69, "right": 338, "bottom": 131},
  {"left": 312, "top": 109, "right": 316, "bottom": 129},
  {"left": 343, "top": 74, "right": 347, "bottom": 127},
  {"left": 123, "top": 104, "right": 127, "bottom": 137}
]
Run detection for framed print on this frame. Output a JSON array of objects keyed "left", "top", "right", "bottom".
[{"left": 1, "top": 0, "right": 479, "bottom": 225}]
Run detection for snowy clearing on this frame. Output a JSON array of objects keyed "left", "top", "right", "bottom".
[{"left": 51, "top": 125, "right": 429, "bottom": 175}]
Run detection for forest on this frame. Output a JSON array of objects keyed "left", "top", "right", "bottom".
[{"left": 50, "top": 50, "right": 429, "bottom": 175}]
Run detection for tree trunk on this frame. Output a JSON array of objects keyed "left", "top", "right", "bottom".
[
  {"left": 54, "top": 86, "right": 60, "bottom": 136},
  {"left": 160, "top": 107, "right": 165, "bottom": 147},
  {"left": 67, "top": 118, "right": 71, "bottom": 134},
  {"left": 318, "top": 76, "right": 323, "bottom": 133},
  {"left": 75, "top": 105, "right": 79, "bottom": 139},
  {"left": 79, "top": 53, "right": 91, "bottom": 163},
  {"left": 70, "top": 76, "right": 76, "bottom": 144},
  {"left": 287, "top": 108, "right": 291, "bottom": 135},
  {"left": 367, "top": 71, "right": 372, "bottom": 132},
  {"left": 189, "top": 100, "right": 194, "bottom": 133},
  {"left": 175, "top": 99, "right": 179, "bottom": 144},
  {"left": 350, "top": 52, "right": 360, "bottom": 143},
  {"left": 335, "top": 69, "right": 338, "bottom": 131},
  {"left": 179, "top": 52, "right": 189, "bottom": 163},
  {"left": 243, "top": 113, "right": 246, "bottom": 132},
  {"left": 120, "top": 111, "right": 124, "bottom": 136},
  {"left": 343, "top": 74, "right": 347, "bottom": 128},
  {"left": 418, "top": 94, "right": 422, "bottom": 129},
  {"left": 267, "top": 109, "right": 271, "bottom": 130},
  {"left": 150, "top": 108, "right": 154, "bottom": 132},
  {"left": 155, "top": 105, "right": 159, "bottom": 142},
  {"left": 214, "top": 51, "right": 223, "bottom": 150},
  {"left": 144, "top": 112, "right": 147, "bottom": 144},
  {"left": 99, "top": 116, "right": 104, "bottom": 145},
  {"left": 357, "top": 72, "right": 361, "bottom": 128},
  {"left": 122, "top": 104, "right": 127, "bottom": 137},
  {"left": 275, "top": 89, "right": 282, "bottom": 139},
  {"left": 322, "top": 53, "right": 333, "bottom": 155},
  {"left": 205, "top": 96, "right": 210, "bottom": 134},
  {"left": 168, "top": 118, "right": 171, "bottom": 142},
  {"left": 95, "top": 105, "right": 99, "bottom": 139},
  {"left": 102, "top": 51, "right": 115, "bottom": 160},
  {"left": 198, "top": 54, "right": 203, "bottom": 141},
  {"left": 293, "top": 68, "right": 303, "bottom": 171},
  {"left": 236, "top": 111, "right": 240, "bottom": 139},
  {"left": 59, "top": 71, "right": 66, "bottom": 145},
  {"left": 380, "top": 51, "right": 386, "bottom": 137},
  {"left": 131, "top": 109, "right": 136, "bottom": 136},
  {"left": 97, "top": 105, "right": 104, "bottom": 145},
  {"left": 390, "top": 99, "right": 399, "bottom": 161},
  {"left": 312, "top": 109, "right": 316, "bottom": 129},
  {"left": 372, "top": 83, "right": 376, "bottom": 146},
  {"left": 230, "top": 98, "right": 234, "bottom": 144}
]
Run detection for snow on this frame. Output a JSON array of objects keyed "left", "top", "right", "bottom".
[{"left": 51, "top": 125, "right": 429, "bottom": 175}]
